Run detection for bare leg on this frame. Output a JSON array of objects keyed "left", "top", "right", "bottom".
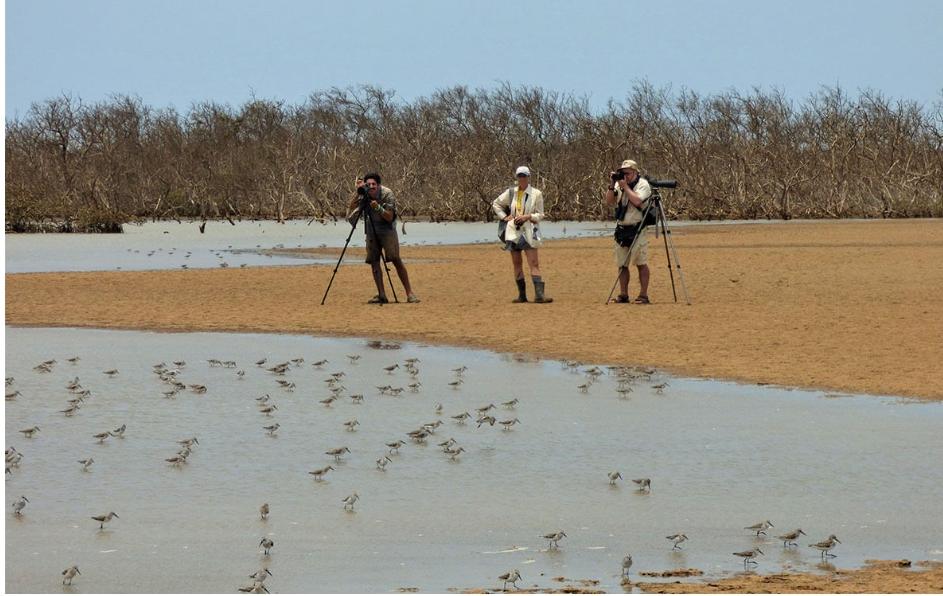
[
  {"left": 370, "top": 262, "right": 386, "bottom": 298},
  {"left": 524, "top": 248, "right": 541, "bottom": 278},
  {"left": 637, "top": 264, "right": 650, "bottom": 297},
  {"left": 619, "top": 267, "right": 630, "bottom": 297},
  {"left": 389, "top": 258, "right": 414, "bottom": 296},
  {"left": 511, "top": 251, "right": 524, "bottom": 279}
]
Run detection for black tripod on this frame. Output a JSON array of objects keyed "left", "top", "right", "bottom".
[
  {"left": 606, "top": 182, "right": 691, "bottom": 305},
  {"left": 321, "top": 191, "right": 399, "bottom": 305}
]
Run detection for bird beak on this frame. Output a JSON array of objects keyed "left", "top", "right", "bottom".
[{"left": 835, "top": 538, "right": 841, "bottom": 543}]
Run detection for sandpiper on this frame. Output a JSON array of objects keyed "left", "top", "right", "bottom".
[
  {"left": 609, "top": 471, "right": 623, "bottom": 485},
  {"left": 409, "top": 382, "right": 422, "bottom": 392},
  {"left": 388, "top": 387, "right": 405, "bottom": 396},
  {"left": 776, "top": 528, "right": 806, "bottom": 547},
  {"left": 259, "top": 537, "right": 274, "bottom": 555},
  {"left": 19, "top": 426, "right": 40, "bottom": 439},
  {"left": 309, "top": 465, "right": 334, "bottom": 480},
  {"left": 744, "top": 520, "right": 774, "bottom": 536},
  {"left": 448, "top": 379, "right": 464, "bottom": 389},
  {"left": 239, "top": 581, "right": 269, "bottom": 593},
  {"left": 61, "top": 565, "right": 81, "bottom": 585},
  {"left": 258, "top": 404, "right": 278, "bottom": 416},
  {"left": 249, "top": 567, "right": 273, "bottom": 582},
  {"left": 542, "top": 530, "right": 567, "bottom": 549},
  {"left": 809, "top": 535, "right": 841, "bottom": 558},
  {"left": 93, "top": 431, "right": 111, "bottom": 443},
  {"left": 632, "top": 478, "right": 651, "bottom": 492},
  {"left": 319, "top": 396, "right": 337, "bottom": 407},
  {"left": 383, "top": 364, "right": 399, "bottom": 374},
  {"left": 477, "top": 415, "right": 496, "bottom": 428},
  {"left": 78, "top": 457, "right": 94, "bottom": 471},
  {"left": 386, "top": 440, "right": 405, "bottom": 454},
  {"left": 476, "top": 403, "right": 496, "bottom": 414},
  {"left": 67, "top": 356, "right": 81, "bottom": 364},
  {"left": 451, "top": 365, "right": 468, "bottom": 376},
  {"left": 666, "top": 533, "right": 688, "bottom": 550},
  {"left": 577, "top": 382, "right": 591, "bottom": 393},
  {"left": 350, "top": 394, "right": 364, "bottom": 404},
  {"left": 92, "top": 511, "right": 119, "bottom": 529},
  {"left": 237, "top": 370, "right": 246, "bottom": 379},
  {"left": 498, "top": 569, "right": 522, "bottom": 590},
  {"left": 434, "top": 402, "right": 443, "bottom": 414},
  {"left": 110, "top": 424, "right": 127, "bottom": 438},
  {"left": 342, "top": 492, "right": 359, "bottom": 511},
  {"left": 263, "top": 423, "right": 280, "bottom": 436},
  {"left": 325, "top": 446, "right": 350, "bottom": 461},
  {"left": 499, "top": 418, "right": 520, "bottom": 431},
  {"left": 165, "top": 454, "right": 188, "bottom": 466},
  {"left": 177, "top": 437, "right": 199, "bottom": 448},
  {"left": 344, "top": 419, "right": 360, "bottom": 432},
  {"left": 346, "top": 354, "right": 361, "bottom": 363},
  {"left": 256, "top": 358, "right": 268, "bottom": 367},
  {"left": 189, "top": 384, "right": 208, "bottom": 394},
  {"left": 12, "top": 495, "right": 29, "bottom": 515},
  {"left": 651, "top": 382, "right": 669, "bottom": 394},
  {"left": 622, "top": 555, "right": 633, "bottom": 577},
  {"left": 407, "top": 429, "right": 429, "bottom": 443},
  {"left": 734, "top": 547, "right": 763, "bottom": 566},
  {"left": 103, "top": 369, "right": 119, "bottom": 377},
  {"left": 502, "top": 398, "right": 519, "bottom": 409},
  {"left": 444, "top": 446, "right": 465, "bottom": 461},
  {"left": 452, "top": 412, "right": 472, "bottom": 424},
  {"left": 311, "top": 359, "right": 328, "bottom": 368},
  {"left": 259, "top": 503, "right": 269, "bottom": 520},
  {"left": 60, "top": 405, "right": 80, "bottom": 416},
  {"left": 437, "top": 437, "right": 457, "bottom": 449},
  {"left": 6, "top": 389, "right": 21, "bottom": 401},
  {"left": 376, "top": 456, "right": 392, "bottom": 471}
]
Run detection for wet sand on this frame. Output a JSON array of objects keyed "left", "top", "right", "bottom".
[{"left": 7, "top": 220, "right": 943, "bottom": 400}]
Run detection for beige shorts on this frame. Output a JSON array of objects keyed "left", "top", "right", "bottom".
[{"left": 614, "top": 231, "right": 649, "bottom": 267}]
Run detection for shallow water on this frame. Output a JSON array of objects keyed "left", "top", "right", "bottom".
[
  {"left": 4, "top": 220, "right": 609, "bottom": 273},
  {"left": 5, "top": 327, "right": 942, "bottom": 593}
]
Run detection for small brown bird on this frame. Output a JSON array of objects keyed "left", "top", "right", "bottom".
[
  {"left": 259, "top": 537, "right": 274, "bottom": 555},
  {"left": 91, "top": 511, "right": 119, "bottom": 529},
  {"left": 61, "top": 565, "right": 81, "bottom": 585},
  {"left": 498, "top": 569, "right": 522, "bottom": 590},
  {"left": 776, "top": 528, "right": 807, "bottom": 547},
  {"left": 19, "top": 426, "right": 40, "bottom": 439},
  {"left": 309, "top": 465, "right": 334, "bottom": 481},
  {"left": 386, "top": 440, "right": 405, "bottom": 454},
  {"left": 259, "top": 503, "right": 269, "bottom": 520},
  {"left": 325, "top": 446, "right": 350, "bottom": 461}
]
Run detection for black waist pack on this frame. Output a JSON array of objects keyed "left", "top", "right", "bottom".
[{"left": 614, "top": 225, "right": 640, "bottom": 248}]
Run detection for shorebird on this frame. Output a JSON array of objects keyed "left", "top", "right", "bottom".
[
  {"left": 542, "top": 530, "right": 567, "bottom": 549},
  {"left": 622, "top": 555, "right": 633, "bottom": 577},
  {"left": 437, "top": 437, "right": 457, "bottom": 449},
  {"left": 347, "top": 354, "right": 361, "bottom": 363},
  {"left": 577, "top": 382, "right": 591, "bottom": 393},
  {"left": 434, "top": 402, "right": 443, "bottom": 414},
  {"left": 12, "top": 496, "right": 29, "bottom": 515},
  {"left": 423, "top": 420, "right": 443, "bottom": 433},
  {"left": 238, "top": 581, "right": 269, "bottom": 593},
  {"left": 452, "top": 412, "right": 472, "bottom": 424},
  {"left": 165, "top": 454, "right": 188, "bottom": 466},
  {"left": 259, "top": 503, "right": 269, "bottom": 520},
  {"left": 376, "top": 385, "right": 392, "bottom": 395},
  {"left": 499, "top": 418, "right": 520, "bottom": 431},
  {"left": 386, "top": 440, "right": 405, "bottom": 454},
  {"left": 476, "top": 403, "right": 496, "bottom": 414},
  {"left": 405, "top": 357, "right": 421, "bottom": 365},
  {"left": 444, "top": 446, "right": 465, "bottom": 461},
  {"left": 78, "top": 457, "right": 94, "bottom": 471},
  {"left": 408, "top": 382, "right": 422, "bottom": 392},
  {"left": 477, "top": 415, "right": 496, "bottom": 428},
  {"left": 376, "top": 456, "right": 392, "bottom": 471},
  {"left": 311, "top": 359, "right": 328, "bottom": 368},
  {"left": 237, "top": 370, "right": 246, "bottom": 379},
  {"left": 189, "top": 384, "right": 208, "bottom": 394},
  {"left": 223, "top": 360, "right": 237, "bottom": 368},
  {"left": 290, "top": 357, "right": 305, "bottom": 366},
  {"left": 177, "top": 437, "right": 199, "bottom": 448},
  {"left": 5, "top": 390, "right": 20, "bottom": 401},
  {"left": 309, "top": 465, "right": 334, "bottom": 481},
  {"left": 275, "top": 379, "right": 293, "bottom": 388},
  {"left": 776, "top": 528, "right": 807, "bottom": 547},
  {"left": 343, "top": 419, "right": 360, "bottom": 432},
  {"left": 110, "top": 424, "right": 127, "bottom": 438},
  {"left": 173, "top": 360, "right": 187, "bottom": 368},
  {"left": 407, "top": 429, "right": 429, "bottom": 443},
  {"left": 319, "top": 396, "right": 337, "bottom": 407},
  {"left": 19, "top": 426, "right": 40, "bottom": 439},
  {"left": 258, "top": 405, "right": 278, "bottom": 416},
  {"left": 325, "top": 447, "right": 350, "bottom": 461},
  {"left": 632, "top": 478, "right": 651, "bottom": 492},
  {"left": 61, "top": 565, "right": 81, "bottom": 585},
  {"left": 502, "top": 398, "right": 519, "bottom": 409},
  {"left": 259, "top": 537, "right": 274, "bottom": 555},
  {"left": 207, "top": 359, "right": 222, "bottom": 367},
  {"left": 448, "top": 379, "right": 464, "bottom": 389},
  {"left": 255, "top": 358, "right": 268, "bottom": 367},
  {"left": 60, "top": 405, "right": 80, "bottom": 416},
  {"left": 451, "top": 365, "right": 468, "bottom": 376},
  {"left": 745, "top": 520, "right": 774, "bottom": 536},
  {"left": 93, "top": 431, "right": 111, "bottom": 443},
  {"left": 249, "top": 568, "right": 273, "bottom": 582},
  {"left": 103, "top": 369, "right": 119, "bottom": 377},
  {"left": 734, "top": 547, "right": 763, "bottom": 566},
  {"left": 651, "top": 382, "right": 669, "bottom": 394},
  {"left": 342, "top": 492, "right": 359, "bottom": 511},
  {"left": 809, "top": 535, "right": 841, "bottom": 558},
  {"left": 91, "top": 511, "right": 119, "bottom": 529},
  {"left": 666, "top": 533, "right": 688, "bottom": 550},
  {"left": 498, "top": 569, "right": 522, "bottom": 590},
  {"left": 5, "top": 376, "right": 14, "bottom": 385},
  {"left": 383, "top": 364, "right": 399, "bottom": 374},
  {"left": 609, "top": 471, "right": 623, "bottom": 485},
  {"left": 263, "top": 423, "right": 280, "bottom": 436},
  {"left": 350, "top": 394, "right": 364, "bottom": 404},
  {"left": 388, "top": 387, "right": 405, "bottom": 396}
]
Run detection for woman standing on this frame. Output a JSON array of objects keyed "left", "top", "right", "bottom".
[{"left": 492, "top": 166, "right": 552, "bottom": 303}]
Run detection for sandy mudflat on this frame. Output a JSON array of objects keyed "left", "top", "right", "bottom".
[{"left": 6, "top": 220, "right": 943, "bottom": 400}]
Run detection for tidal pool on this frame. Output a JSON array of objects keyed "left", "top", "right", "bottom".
[{"left": 5, "top": 327, "right": 942, "bottom": 593}]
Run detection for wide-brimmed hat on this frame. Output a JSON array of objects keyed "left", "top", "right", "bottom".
[
  {"left": 515, "top": 165, "right": 531, "bottom": 177},
  {"left": 618, "top": 159, "right": 639, "bottom": 172}
]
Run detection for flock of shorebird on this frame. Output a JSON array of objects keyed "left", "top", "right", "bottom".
[{"left": 7, "top": 351, "right": 845, "bottom": 591}]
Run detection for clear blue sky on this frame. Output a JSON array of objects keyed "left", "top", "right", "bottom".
[{"left": 5, "top": 0, "right": 942, "bottom": 118}]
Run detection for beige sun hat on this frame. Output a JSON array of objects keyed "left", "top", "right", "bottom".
[
  {"left": 515, "top": 165, "right": 531, "bottom": 177},
  {"left": 619, "top": 159, "right": 639, "bottom": 172}
]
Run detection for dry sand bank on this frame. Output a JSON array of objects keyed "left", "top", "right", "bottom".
[{"left": 6, "top": 220, "right": 943, "bottom": 399}]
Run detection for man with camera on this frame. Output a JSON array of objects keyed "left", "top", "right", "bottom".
[
  {"left": 346, "top": 173, "right": 419, "bottom": 304},
  {"left": 605, "top": 160, "right": 653, "bottom": 304}
]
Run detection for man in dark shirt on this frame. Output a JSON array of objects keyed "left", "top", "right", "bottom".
[{"left": 347, "top": 173, "right": 419, "bottom": 304}]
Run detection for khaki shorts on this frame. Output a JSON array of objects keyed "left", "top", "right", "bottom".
[
  {"left": 365, "top": 231, "right": 400, "bottom": 264},
  {"left": 614, "top": 231, "right": 649, "bottom": 267}
]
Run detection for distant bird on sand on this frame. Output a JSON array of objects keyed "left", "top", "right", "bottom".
[
  {"left": 61, "top": 565, "right": 81, "bottom": 585},
  {"left": 91, "top": 511, "right": 119, "bottom": 529}
]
